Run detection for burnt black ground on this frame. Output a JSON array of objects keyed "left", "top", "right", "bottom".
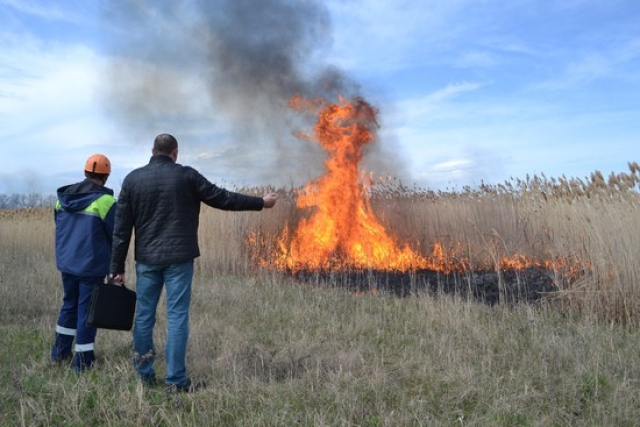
[{"left": 291, "top": 266, "right": 560, "bottom": 306}]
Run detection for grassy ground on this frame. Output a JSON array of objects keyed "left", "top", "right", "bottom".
[{"left": 2, "top": 271, "right": 640, "bottom": 426}]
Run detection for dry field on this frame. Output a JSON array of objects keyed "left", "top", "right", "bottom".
[{"left": 1, "top": 167, "right": 640, "bottom": 426}]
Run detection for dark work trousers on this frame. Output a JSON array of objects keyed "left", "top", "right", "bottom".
[{"left": 51, "top": 273, "right": 100, "bottom": 368}]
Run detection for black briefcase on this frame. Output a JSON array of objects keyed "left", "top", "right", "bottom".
[{"left": 86, "top": 279, "right": 136, "bottom": 331}]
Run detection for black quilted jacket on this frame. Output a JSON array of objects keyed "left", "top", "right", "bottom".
[{"left": 110, "top": 155, "right": 264, "bottom": 274}]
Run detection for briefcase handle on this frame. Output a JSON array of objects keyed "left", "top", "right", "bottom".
[{"left": 105, "top": 275, "right": 129, "bottom": 289}]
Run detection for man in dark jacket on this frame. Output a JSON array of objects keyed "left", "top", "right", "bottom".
[
  {"left": 52, "top": 154, "right": 116, "bottom": 371},
  {"left": 110, "top": 133, "right": 277, "bottom": 392}
]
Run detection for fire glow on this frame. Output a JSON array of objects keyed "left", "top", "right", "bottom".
[
  {"left": 258, "top": 94, "right": 585, "bottom": 278},
  {"left": 273, "top": 95, "right": 429, "bottom": 273}
]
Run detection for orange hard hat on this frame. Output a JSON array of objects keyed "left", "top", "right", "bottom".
[{"left": 84, "top": 154, "right": 111, "bottom": 174}]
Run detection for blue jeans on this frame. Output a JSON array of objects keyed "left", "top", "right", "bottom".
[{"left": 133, "top": 260, "right": 194, "bottom": 386}]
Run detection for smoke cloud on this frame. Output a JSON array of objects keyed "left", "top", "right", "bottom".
[{"left": 100, "top": 0, "right": 406, "bottom": 187}]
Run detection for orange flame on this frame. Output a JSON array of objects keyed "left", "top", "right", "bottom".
[{"left": 275, "top": 95, "right": 428, "bottom": 272}]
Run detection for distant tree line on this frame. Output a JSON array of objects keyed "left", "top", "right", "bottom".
[{"left": 0, "top": 193, "right": 57, "bottom": 209}]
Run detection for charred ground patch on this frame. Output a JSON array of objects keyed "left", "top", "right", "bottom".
[{"left": 290, "top": 265, "right": 561, "bottom": 305}]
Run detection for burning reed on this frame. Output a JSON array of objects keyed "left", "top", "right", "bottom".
[
  {"left": 240, "top": 93, "right": 639, "bottom": 323},
  {"left": 244, "top": 162, "right": 640, "bottom": 325}
]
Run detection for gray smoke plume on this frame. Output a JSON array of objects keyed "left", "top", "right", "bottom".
[{"left": 100, "top": 0, "right": 406, "bottom": 187}]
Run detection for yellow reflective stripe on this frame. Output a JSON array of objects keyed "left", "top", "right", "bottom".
[
  {"left": 95, "top": 194, "right": 116, "bottom": 220},
  {"left": 83, "top": 194, "right": 116, "bottom": 220}
]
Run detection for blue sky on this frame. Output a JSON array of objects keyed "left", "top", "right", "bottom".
[{"left": 1, "top": 0, "right": 639, "bottom": 195}]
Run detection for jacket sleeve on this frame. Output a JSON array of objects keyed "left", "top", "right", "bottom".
[
  {"left": 110, "top": 185, "right": 134, "bottom": 274},
  {"left": 190, "top": 168, "right": 264, "bottom": 211}
]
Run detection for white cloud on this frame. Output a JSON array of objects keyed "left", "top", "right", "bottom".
[{"left": 0, "top": 32, "right": 132, "bottom": 193}]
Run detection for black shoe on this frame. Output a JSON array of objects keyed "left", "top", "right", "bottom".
[
  {"left": 72, "top": 351, "right": 96, "bottom": 372},
  {"left": 165, "top": 378, "right": 206, "bottom": 394}
]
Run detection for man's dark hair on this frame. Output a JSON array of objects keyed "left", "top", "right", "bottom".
[
  {"left": 153, "top": 134, "right": 178, "bottom": 155},
  {"left": 85, "top": 171, "right": 109, "bottom": 182}
]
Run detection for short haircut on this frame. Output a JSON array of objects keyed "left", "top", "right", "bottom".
[
  {"left": 85, "top": 171, "right": 109, "bottom": 180},
  {"left": 153, "top": 134, "right": 178, "bottom": 155}
]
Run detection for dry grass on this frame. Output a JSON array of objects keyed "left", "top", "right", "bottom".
[
  {"left": 364, "top": 167, "right": 640, "bottom": 324},
  {"left": 1, "top": 167, "right": 640, "bottom": 425}
]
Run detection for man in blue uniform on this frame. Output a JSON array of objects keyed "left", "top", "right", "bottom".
[{"left": 51, "top": 154, "right": 116, "bottom": 371}]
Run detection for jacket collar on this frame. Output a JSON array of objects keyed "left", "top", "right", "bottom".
[{"left": 149, "top": 154, "right": 174, "bottom": 164}]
